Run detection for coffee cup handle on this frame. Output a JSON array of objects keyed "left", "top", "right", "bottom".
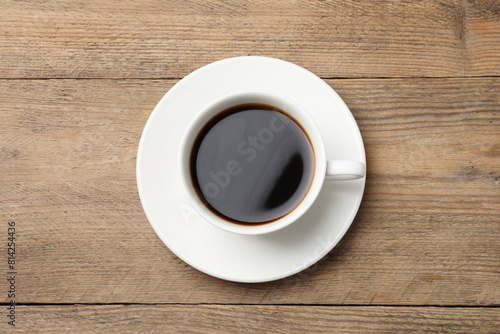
[{"left": 325, "top": 160, "right": 365, "bottom": 181}]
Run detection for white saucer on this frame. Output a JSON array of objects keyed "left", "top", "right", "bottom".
[{"left": 137, "top": 56, "right": 366, "bottom": 283}]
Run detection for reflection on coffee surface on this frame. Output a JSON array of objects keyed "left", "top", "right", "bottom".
[{"left": 190, "top": 104, "right": 315, "bottom": 224}]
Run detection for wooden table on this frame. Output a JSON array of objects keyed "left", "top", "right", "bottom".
[{"left": 1, "top": 0, "right": 499, "bottom": 332}]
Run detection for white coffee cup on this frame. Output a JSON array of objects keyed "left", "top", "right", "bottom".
[{"left": 179, "top": 91, "right": 365, "bottom": 235}]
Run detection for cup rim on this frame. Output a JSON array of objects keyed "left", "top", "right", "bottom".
[{"left": 178, "top": 91, "right": 327, "bottom": 235}]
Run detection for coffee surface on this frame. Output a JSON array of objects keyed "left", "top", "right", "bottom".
[{"left": 191, "top": 104, "right": 314, "bottom": 224}]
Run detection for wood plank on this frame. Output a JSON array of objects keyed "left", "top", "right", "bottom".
[
  {"left": 1, "top": 0, "right": 499, "bottom": 78},
  {"left": 5, "top": 305, "right": 500, "bottom": 333},
  {"left": 0, "top": 78, "right": 498, "bottom": 305}
]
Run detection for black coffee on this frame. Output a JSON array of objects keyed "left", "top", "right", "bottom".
[{"left": 190, "top": 104, "right": 314, "bottom": 224}]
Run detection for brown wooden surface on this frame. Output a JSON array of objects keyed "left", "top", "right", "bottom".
[
  {"left": 1, "top": 0, "right": 499, "bottom": 332},
  {"left": 7, "top": 306, "right": 500, "bottom": 333},
  {"left": 1, "top": 0, "right": 500, "bottom": 78}
]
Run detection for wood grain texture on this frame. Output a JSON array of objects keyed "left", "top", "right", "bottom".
[
  {"left": 1, "top": 78, "right": 498, "bottom": 305},
  {"left": 7, "top": 305, "right": 500, "bottom": 333},
  {"left": 1, "top": 0, "right": 499, "bottom": 78}
]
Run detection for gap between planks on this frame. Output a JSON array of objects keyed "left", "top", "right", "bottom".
[{"left": 0, "top": 75, "right": 500, "bottom": 81}]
